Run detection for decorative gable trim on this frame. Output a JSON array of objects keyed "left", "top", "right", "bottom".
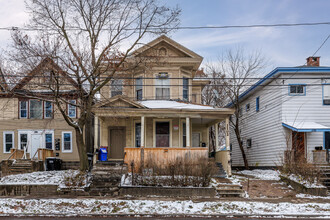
[{"left": 94, "top": 95, "right": 146, "bottom": 109}]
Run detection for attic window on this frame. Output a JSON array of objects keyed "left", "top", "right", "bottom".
[{"left": 159, "top": 47, "right": 167, "bottom": 56}]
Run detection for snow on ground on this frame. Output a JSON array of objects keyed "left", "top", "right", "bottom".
[
  {"left": 0, "top": 170, "right": 80, "bottom": 185},
  {"left": 296, "top": 193, "right": 330, "bottom": 199},
  {"left": 237, "top": 169, "right": 280, "bottom": 181},
  {"left": 0, "top": 198, "right": 328, "bottom": 216},
  {"left": 284, "top": 173, "right": 326, "bottom": 188}
]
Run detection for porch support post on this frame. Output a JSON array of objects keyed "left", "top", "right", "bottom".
[
  {"left": 141, "top": 116, "right": 145, "bottom": 148},
  {"left": 186, "top": 117, "right": 190, "bottom": 147},
  {"left": 215, "top": 122, "right": 219, "bottom": 150},
  {"left": 93, "top": 115, "right": 99, "bottom": 164},
  {"left": 225, "top": 117, "right": 230, "bottom": 150}
]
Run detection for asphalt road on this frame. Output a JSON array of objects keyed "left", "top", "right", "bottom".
[{"left": 0, "top": 217, "right": 326, "bottom": 220}]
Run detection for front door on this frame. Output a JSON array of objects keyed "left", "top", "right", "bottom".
[
  {"left": 292, "top": 131, "right": 305, "bottom": 160},
  {"left": 192, "top": 132, "right": 200, "bottom": 147},
  {"left": 109, "top": 127, "right": 126, "bottom": 159},
  {"left": 31, "top": 134, "right": 42, "bottom": 158}
]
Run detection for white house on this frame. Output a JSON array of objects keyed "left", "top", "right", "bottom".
[{"left": 229, "top": 57, "right": 330, "bottom": 168}]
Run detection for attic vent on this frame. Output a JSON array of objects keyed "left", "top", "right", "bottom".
[
  {"left": 158, "top": 72, "right": 168, "bottom": 79},
  {"left": 159, "top": 47, "right": 167, "bottom": 56}
]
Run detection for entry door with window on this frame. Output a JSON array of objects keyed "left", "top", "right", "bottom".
[
  {"left": 31, "top": 134, "right": 42, "bottom": 158},
  {"left": 109, "top": 127, "right": 126, "bottom": 159},
  {"left": 156, "top": 122, "right": 170, "bottom": 147}
]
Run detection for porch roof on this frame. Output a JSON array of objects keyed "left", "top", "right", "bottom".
[
  {"left": 282, "top": 121, "right": 330, "bottom": 132},
  {"left": 138, "top": 100, "right": 215, "bottom": 110}
]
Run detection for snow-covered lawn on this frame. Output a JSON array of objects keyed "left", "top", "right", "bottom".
[
  {"left": 283, "top": 173, "right": 326, "bottom": 188},
  {"left": 0, "top": 198, "right": 328, "bottom": 216},
  {"left": 237, "top": 169, "right": 280, "bottom": 181},
  {"left": 0, "top": 170, "right": 82, "bottom": 187}
]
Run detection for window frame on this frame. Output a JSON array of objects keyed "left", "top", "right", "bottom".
[
  {"left": 246, "top": 103, "right": 250, "bottom": 112},
  {"left": 111, "top": 79, "right": 123, "bottom": 97},
  {"left": 3, "top": 131, "right": 14, "bottom": 153},
  {"left": 183, "top": 77, "right": 189, "bottom": 101},
  {"left": 18, "top": 132, "right": 28, "bottom": 150},
  {"left": 19, "top": 100, "right": 28, "bottom": 119},
  {"left": 247, "top": 138, "right": 252, "bottom": 148},
  {"left": 68, "top": 100, "right": 77, "bottom": 118},
  {"left": 135, "top": 77, "right": 143, "bottom": 101},
  {"left": 256, "top": 97, "right": 260, "bottom": 112},
  {"left": 45, "top": 133, "right": 54, "bottom": 150},
  {"left": 29, "top": 99, "right": 43, "bottom": 119},
  {"left": 155, "top": 74, "right": 170, "bottom": 100},
  {"left": 288, "top": 84, "right": 306, "bottom": 96},
  {"left": 153, "top": 119, "right": 172, "bottom": 148},
  {"left": 44, "top": 101, "right": 53, "bottom": 119},
  {"left": 134, "top": 121, "right": 141, "bottom": 148},
  {"left": 322, "top": 84, "right": 330, "bottom": 105},
  {"left": 62, "top": 131, "right": 73, "bottom": 153}
]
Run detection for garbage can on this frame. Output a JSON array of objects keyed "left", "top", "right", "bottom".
[
  {"left": 99, "top": 148, "right": 108, "bottom": 161},
  {"left": 46, "top": 157, "right": 56, "bottom": 171},
  {"left": 54, "top": 158, "right": 62, "bottom": 170},
  {"left": 87, "top": 152, "right": 94, "bottom": 169}
]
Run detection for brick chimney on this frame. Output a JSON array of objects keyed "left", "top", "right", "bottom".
[{"left": 306, "top": 56, "right": 320, "bottom": 67}]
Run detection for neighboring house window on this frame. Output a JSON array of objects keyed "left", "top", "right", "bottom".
[
  {"left": 68, "top": 100, "right": 76, "bottom": 118},
  {"left": 256, "top": 97, "right": 260, "bottom": 112},
  {"left": 183, "top": 77, "right": 189, "bottom": 101},
  {"left": 323, "top": 84, "right": 330, "bottom": 105},
  {"left": 45, "top": 133, "right": 53, "bottom": 150},
  {"left": 325, "top": 132, "right": 330, "bottom": 150},
  {"left": 289, "top": 84, "right": 306, "bottom": 96},
  {"left": 62, "top": 132, "right": 72, "bottom": 153},
  {"left": 247, "top": 138, "right": 252, "bottom": 148},
  {"left": 246, "top": 103, "right": 250, "bottom": 112},
  {"left": 111, "top": 79, "right": 123, "bottom": 97},
  {"left": 44, "top": 101, "right": 52, "bottom": 118},
  {"left": 156, "top": 76, "right": 170, "bottom": 100},
  {"left": 136, "top": 78, "right": 143, "bottom": 101},
  {"left": 3, "top": 131, "right": 14, "bottom": 153},
  {"left": 19, "top": 133, "right": 28, "bottom": 150},
  {"left": 29, "top": 100, "right": 43, "bottom": 119},
  {"left": 155, "top": 122, "right": 170, "bottom": 147},
  {"left": 182, "top": 122, "right": 186, "bottom": 147},
  {"left": 19, "top": 101, "right": 28, "bottom": 118},
  {"left": 135, "top": 122, "right": 141, "bottom": 148}
]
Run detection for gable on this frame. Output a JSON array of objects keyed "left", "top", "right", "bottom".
[
  {"left": 138, "top": 41, "right": 191, "bottom": 58},
  {"left": 95, "top": 95, "right": 146, "bottom": 109}
]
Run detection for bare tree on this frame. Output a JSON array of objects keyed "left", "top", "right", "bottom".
[
  {"left": 7, "top": 0, "right": 181, "bottom": 170},
  {"left": 210, "top": 49, "right": 266, "bottom": 169}
]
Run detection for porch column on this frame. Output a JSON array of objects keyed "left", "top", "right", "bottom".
[
  {"left": 186, "top": 117, "right": 190, "bottom": 147},
  {"left": 93, "top": 116, "right": 99, "bottom": 164},
  {"left": 215, "top": 122, "right": 219, "bottom": 149},
  {"left": 225, "top": 117, "right": 230, "bottom": 150},
  {"left": 141, "top": 116, "right": 145, "bottom": 148}
]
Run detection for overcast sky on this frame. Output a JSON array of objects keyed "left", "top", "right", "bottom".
[{"left": 1, "top": 0, "right": 330, "bottom": 73}]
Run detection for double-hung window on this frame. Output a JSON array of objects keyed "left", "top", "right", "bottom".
[
  {"left": 19, "top": 133, "right": 28, "bottom": 150},
  {"left": 62, "top": 132, "right": 72, "bottom": 153},
  {"left": 256, "top": 97, "right": 260, "bottom": 112},
  {"left": 68, "top": 100, "right": 76, "bottom": 118},
  {"left": 19, "top": 101, "right": 28, "bottom": 118},
  {"left": 135, "top": 122, "right": 141, "bottom": 148},
  {"left": 44, "top": 101, "right": 52, "bottom": 118},
  {"left": 29, "top": 100, "right": 43, "bottom": 119},
  {"left": 156, "top": 76, "right": 170, "bottom": 100},
  {"left": 183, "top": 77, "right": 189, "bottom": 101},
  {"left": 323, "top": 84, "right": 330, "bottom": 105},
  {"left": 45, "top": 133, "right": 53, "bottom": 150},
  {"left": 182, "top": 122, "right": 186, "bottom": 147},
  {"left": 289, "top": 84, "right": 306, "bottom": 96},
  {"left": 136, "top": 78, "right": 143, "bottom": 101},
  {"left": 155, "top": 122, "right": 170, "bottom": 147},
  {"left": 111, "top": 79, "right": 123, "bottom": 97},
  {"left": 3, "top": 131, "right": 14, "bottom": 153}
]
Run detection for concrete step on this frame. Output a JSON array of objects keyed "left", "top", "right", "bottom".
[{"left": 216, "top": 184, "right": 242, "bottom": 190}]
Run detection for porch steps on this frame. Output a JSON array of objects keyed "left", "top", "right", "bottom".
[
  {"left": 87, "top": 162, "right": 127, "bottom": 196},
  {"left": 213, "top": 162, "right": 227, "bottom": 178},
  {"left": 319, "top": 165, "right": 330, "bottom": 190},
  {"left": 215, "top": 184, "right": 244, "bottom": 197},
  {"left": 9, "top": 159, "right": 34, "bottom": 175}
]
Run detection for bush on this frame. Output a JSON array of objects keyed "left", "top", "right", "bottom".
[{"left": 63, "top": 171, "right": 86, "bottom": 187}]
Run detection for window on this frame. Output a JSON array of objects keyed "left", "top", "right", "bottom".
[
  {"left": 68, "top": 100, "right": 76, "bottom": 118},
  {"left": 182, "top": 122, "right": 186, "bottom": 147},
  {"left": 3, "top": 131, "right": 14, "bottom": 153},
  {"left": 62, "top": 132, "right": 72, "bottom": 153},
  {"left": 155, "top": 122, "right": 170, "bottom": 147},
  {"left": 246, "top": 103, "right": 250, "bottom": 112},
  {"left": 19, "top": 133, "right": 28, "bottom": 150},
  {"left": 19, "top": 101, "right": 28, "bottom": 118},
  {"left": 111, "top": 79, "right": 123, "bottom": 97},
  {"left": 45, "top": 133, "right": 53, "bottom": 149},
  {"left": 289, "top": 84, "right": 306, "bottom": 96},
  {"left": 323, "top": 84, "right": 330, "bottom": 105},
  {"left": 325, "top": 132, "right": 330, "bottom": 150},
  {"left": 183, "top": 77, "right": 189, "bottom": 101},
  {"left": 247, "top": 138, "right": 252, "bottom": 148},
  {"left": 135, "top": 122, "right": 141, "bottom": 148},
  {"left": 44, "top": 101, "right": 52, "bottom": 118},
  {"left": 256, "top": 97, "right": 260, "bottom": 112},
  {"left": 29, "top": 100, "right": 43, "bottom": 119},
  {"left": 136, "top": 78, "right": 143, "bottom": 101},
  {"left": 156, "top": 76, "right": 170, "bottom": 100}
]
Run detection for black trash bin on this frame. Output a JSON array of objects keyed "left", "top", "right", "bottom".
[
  {"left": 87, "top": 153, "right": 93, "bottom": 170},
  {"left": 54, "top": 158, "right": 62, "bottom": 170},
  {"left": 46, "top": 157, "right": 56, "bottom": 171}
]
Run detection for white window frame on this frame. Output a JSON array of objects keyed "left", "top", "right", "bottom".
[
  {"left": 153, "top": 119, "right": 172, "bottom": 148},
  {"left": 135, "top": 77, "right": 143, "bottom": 101},
  {"left": 19, "top": 101, "right": 28, "bottom": 119},
  {"left": 133, "top": 120, "right": 142, "bottom": 148},
  {"left": 45, "top": 132, "right": 54, "bottom": 150},
  {"left": 44, "top": 101, "right": 53, "bottom": 119},
  {"left": 182, "top": 77, "right": 189, "bottom": 101},
  {"left": 68, "top": 100, "right": 77, "bottom": 118},
  {"left": 155, "top": 74, "right": 170, "bottom": 100},
  {"left": 18, "top": 132, "right": 28, "bottom": 150},
  {"left": 62, "top": 131, "right": 73, "bottom": 153},
  {"left": 3, "top": 131, "right": 14, "bottom": 153},
  {"left": 29, "top": 99, "right": 43, "bottom": 119}
]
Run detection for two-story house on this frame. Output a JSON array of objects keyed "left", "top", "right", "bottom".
[
  {"left": 0, "top": 58, "right": 82, "bottom": 168},
  {"left": 229, "top": 57, "right": 330, "bottom": 168},
  {"left": 92, "top": 35, "right": 234, "bottom": 173}
]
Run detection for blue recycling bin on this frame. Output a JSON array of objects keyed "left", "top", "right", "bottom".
[{"left": 99, "top": 148, "right": 108, "bottom": 161}]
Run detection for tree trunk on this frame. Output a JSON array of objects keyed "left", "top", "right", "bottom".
[
  {"left": 234, "top": 125, "right": 249, "bottom": 169},
  {"left": 75, "top": 128, "right": 89, "bottom": 171}
]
